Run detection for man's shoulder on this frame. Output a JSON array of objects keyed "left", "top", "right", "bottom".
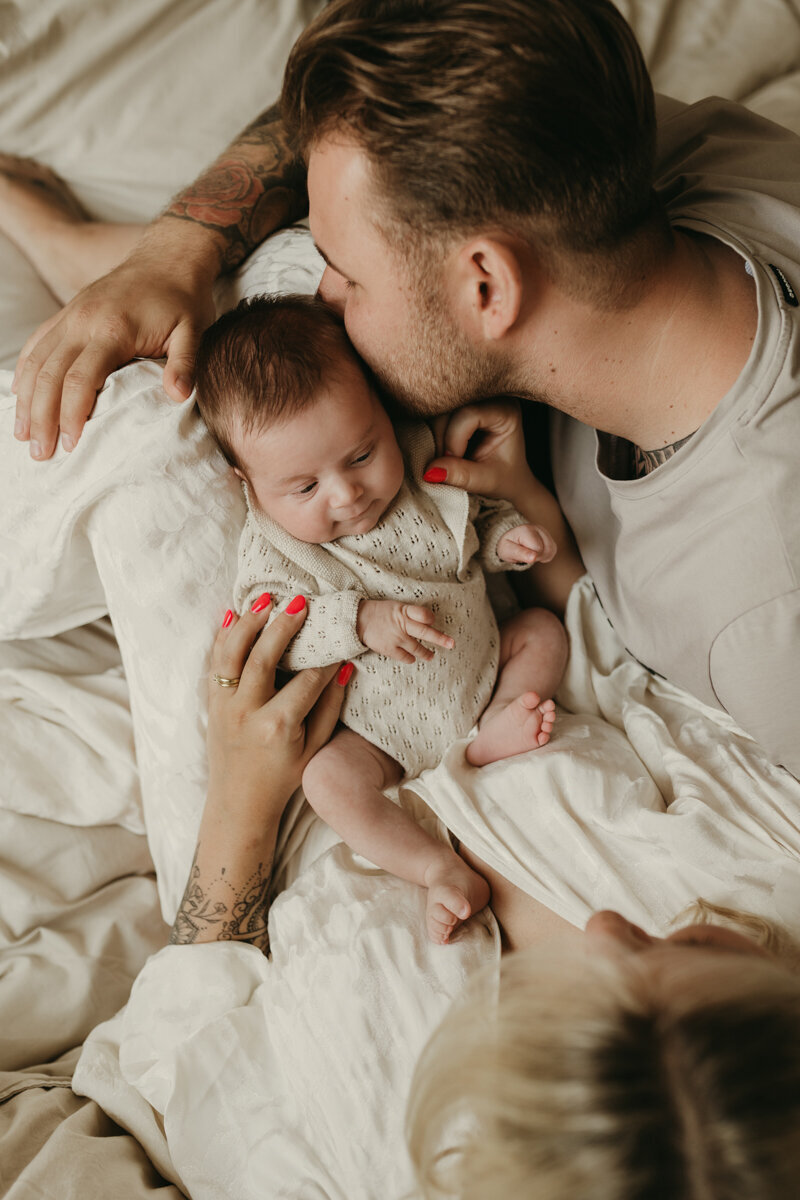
[{"left": 655, "top": 94, "right": 800, "bottom": 216}]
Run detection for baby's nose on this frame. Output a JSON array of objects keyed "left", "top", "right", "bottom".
[{"left": 331, "top": 478, "right": 363, "bottom": 508}]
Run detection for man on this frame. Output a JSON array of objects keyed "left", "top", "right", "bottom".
[{"left": 9, "top": 0, "right": 800, "bottom": 775}]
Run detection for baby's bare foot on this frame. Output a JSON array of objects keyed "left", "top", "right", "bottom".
[
  {"left": 424, "top": 855, "right": 490, "bottom": 945},
  {"left": 466, "top": 691, "right": 556, "bottom": 767}
]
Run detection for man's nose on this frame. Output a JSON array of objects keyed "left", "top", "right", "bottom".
[{"left": 317, "top": 266, "right": 348, "bottom": 314}]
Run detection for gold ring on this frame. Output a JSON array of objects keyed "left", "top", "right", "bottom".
[{"left": 213, "top": 673, "right": 241, "bottom": 688}]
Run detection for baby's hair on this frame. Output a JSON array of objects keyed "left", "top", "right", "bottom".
[{"left": 194, "top": 293, "right": 358, "bottom": 470}]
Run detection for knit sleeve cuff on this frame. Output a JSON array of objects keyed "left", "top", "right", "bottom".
[
  {"left": 478, "top": 507, "right": 530, "bottom": 573},
  {"left": 279, "top": 590, "right": 368, "bottom": 669}
]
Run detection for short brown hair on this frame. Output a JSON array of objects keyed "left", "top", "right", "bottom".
[
  {"left": 194, "top": 293, "right": 356, "bottom": 469},
  {"left": 282, "top": 0, "right": 659, "bottom": 258}
]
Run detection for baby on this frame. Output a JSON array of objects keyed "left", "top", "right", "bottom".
[{"left": 195, "top": 294, "right": 568, "bottom": 943}]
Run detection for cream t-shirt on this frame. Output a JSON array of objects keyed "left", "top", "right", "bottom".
[{"left": 552, "top": 96, "right": 800, "bottom": 778}]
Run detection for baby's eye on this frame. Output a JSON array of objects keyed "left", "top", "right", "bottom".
[
  {"left": 296, "top": 481, "right": 317, "bottom": 496},
  {"left": 352, "top": 448, "right": 373, "bottom": 465}
]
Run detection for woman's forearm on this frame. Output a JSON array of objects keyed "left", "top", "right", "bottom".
[
  {"left": 169, "top": 780, "right": 283, "bottom": 952},
  {"left": 159, "top": 101, "right": 308, "bottom": 275}
]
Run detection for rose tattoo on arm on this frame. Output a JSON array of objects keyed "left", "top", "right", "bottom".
[{"left": 164, "top": 102, "right": 307, "bottom": 270}]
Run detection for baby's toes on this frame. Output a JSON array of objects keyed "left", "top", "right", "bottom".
[
  {"left": 427, "top": 902, "right": 459, "bottom": 944},
  {"left": 426, "top": 888, "right": 470, "bottom": 945}
]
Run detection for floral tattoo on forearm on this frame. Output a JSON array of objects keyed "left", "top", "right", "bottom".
[
  {"left": 164, "top": 101, "right": 308, "bottom": 270},
  {"left": 170, "top": 845, "right": 272, "bottom": 953}
]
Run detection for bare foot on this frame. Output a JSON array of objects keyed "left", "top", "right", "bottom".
[
  {"left": 466, "top": 691, "right": 556, "bottom": 767},
  {"left": 424, "top": 854, "right": 491, "bottom": 945},
  {"left": 0, "top": 154, "right": 142, "bottom": 303}
]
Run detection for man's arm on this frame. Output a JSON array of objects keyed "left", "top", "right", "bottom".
[
  {"left": 13, "top": 103, "right": 308, "bottom": 460},
  {"left": 162, "top": 102, "right": 308, "bottom": 273}
]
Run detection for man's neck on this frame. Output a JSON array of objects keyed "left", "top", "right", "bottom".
[{"left": 518, "top": 229, "right": 757, "bottom": 449}]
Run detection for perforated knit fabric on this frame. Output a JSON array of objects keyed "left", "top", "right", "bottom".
[{"left": 234, "top": 421, "right": 527, "bottom": 776}]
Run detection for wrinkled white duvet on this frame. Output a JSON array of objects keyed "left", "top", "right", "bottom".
[
  {"left": 3, "top": 0, "right": 800, "bottom": 1195},
  {"left": 72, "top": 577, "right": 800, "bottom": 1200}
]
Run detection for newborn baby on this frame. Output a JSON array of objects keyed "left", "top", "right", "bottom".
[{"left": 195, "top": 294, "right": 567, "bottom": 942}]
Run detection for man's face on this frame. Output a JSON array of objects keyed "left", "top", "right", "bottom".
[{"left": 308, "top": 135, "right": 506, "bottom": 417}]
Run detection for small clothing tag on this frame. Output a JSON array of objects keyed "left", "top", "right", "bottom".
[{"left": 769, "top": 263, "right": 799, "bottom": 307}]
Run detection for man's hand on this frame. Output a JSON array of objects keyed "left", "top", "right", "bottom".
[
  {"left": 356, "top": 599, "right": 455, "bottom": 664},
  {"left": 12, "top": 100, "right": 307, "bottom": 461},
  {"left": 426, "top": 399, "right": 535, "bottom": 510},
  {"left": 12, "top": 227, "right": 219, "bottom": 460},
  {"left": 497, "top": 522, "right": 558, "bottom": 566}
]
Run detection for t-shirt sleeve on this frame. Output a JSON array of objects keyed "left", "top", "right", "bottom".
[{"left": 710, "top": 591, "right": 800, "bottom": 780}]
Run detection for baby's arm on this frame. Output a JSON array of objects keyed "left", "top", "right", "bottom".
[
  {"left": 235, "top": 517, "right": 366, "bottom": 669},
  {"left": 473, "top": 498, "right": 555, "bottom": 573},
  {"left": 235, "top": 520, "right": 452, "bottom": 669}
]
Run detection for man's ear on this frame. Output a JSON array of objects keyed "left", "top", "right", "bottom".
[
  {"left": 233, "top": 466, "right": 246, "bottom": 480},
  {"left": 452, "top": 236, "right": 525, "bottom": 341}
]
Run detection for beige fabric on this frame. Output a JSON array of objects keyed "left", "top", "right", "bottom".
[
  {"left": 0, "top": 1050, "right": 185, "bottom": 1200},
  {"left": 235, "top": 422, "right": 525, "bottom": 774},
  {"left": 552, "top": 96, "right": 800, "bottom": 779}
]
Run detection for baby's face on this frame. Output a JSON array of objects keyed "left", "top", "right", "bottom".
[{"left": 234, "top": 355, "right": 406, "bottom": 543}]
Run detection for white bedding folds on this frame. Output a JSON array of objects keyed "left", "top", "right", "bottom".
[
  {"left": 72, "top": 574, "right": 800, "bottom": 1199},
  {"left": 3, "top": 0, "right": 800, "bottom": 1197}
]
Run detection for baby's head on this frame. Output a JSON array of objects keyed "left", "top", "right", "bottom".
[{"left": 195, "top": 294, "right": 405, "bottom": 543}]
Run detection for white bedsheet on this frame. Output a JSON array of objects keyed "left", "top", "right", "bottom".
[
  {"left": 3, "top": 0, "right": 800, "bottom": 1195},
  {"left": 72, "top": 576, "right": 800, "bottom": 1200}
]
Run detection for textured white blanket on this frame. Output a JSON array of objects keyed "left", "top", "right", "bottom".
[{"left": 72, "top": 576, "right": 800, "bottom": 1199}]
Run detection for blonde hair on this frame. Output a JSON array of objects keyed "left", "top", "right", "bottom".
[{"left": 407, "top": 907, "right": 800, "bottom": 1199}]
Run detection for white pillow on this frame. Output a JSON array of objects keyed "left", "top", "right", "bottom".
[{"left": 0, "top": 227, "right": 324, "bottom": 916}]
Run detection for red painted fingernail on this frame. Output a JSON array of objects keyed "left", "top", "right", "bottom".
[
  {"left": 336, "top": 661, "right": 354, "bottom": 687},
  {"left": 286, "top": 595, "right": 306, "bottom": 614},
  {"left": 222, "top": 609, "right": 234, "bottom": 628},
  {"left": 424, "top": 467, "right": 447, "bottom": 483},
  {"left": 251, "top": 592, "right": 271, "bottom": 613}
]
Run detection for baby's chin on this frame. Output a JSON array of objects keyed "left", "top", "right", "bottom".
[{"left": 333, "top": 503, "right": 385, "bottom": 538}]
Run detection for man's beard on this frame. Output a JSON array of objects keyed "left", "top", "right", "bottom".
[{"left": 364, "top": 290, "right": 511, "bottom": 419}]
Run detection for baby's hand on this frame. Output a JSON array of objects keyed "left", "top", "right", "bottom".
[
  {"left": 356, "top": 600, "right": 455, "bottom": 664},
  {"left": 497, "top": 523, "right": 558, "bottom": 566}
]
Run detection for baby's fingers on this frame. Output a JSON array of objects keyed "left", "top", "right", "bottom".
[
  {"left": 506, "top": 542, "right": 542, "bottom": 564},
  {"left": 406, "top": 619, "right": 455, "bottom": 650},
  {"left": 404, "top": 604, "right": 436, "bottom": 626}
]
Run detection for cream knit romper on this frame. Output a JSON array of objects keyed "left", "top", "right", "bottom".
[{"left": 235, "top": 422, "right": 526, "bottom": 777}]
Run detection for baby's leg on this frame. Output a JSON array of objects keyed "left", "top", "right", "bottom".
[
  {"left": 303, "top": 729, "right": 489, "bottom": 944},
  {"left": 466, "top": 608, "right": 567, "bottom": 767}
]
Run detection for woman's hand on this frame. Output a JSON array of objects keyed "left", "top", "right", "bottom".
[
  {"left": 170, "top": 594, "right": 349, "bottom": 948},
  {"left": 207, "top": 593, "right": 347, "bottom": 818},
  {"left": 424, "top": 399, "right": 535, "bottom": 509},
  {"left": 425, "top": 399, "right": 585, "bottom": 617}
]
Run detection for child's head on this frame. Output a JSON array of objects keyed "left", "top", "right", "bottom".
[{"left": 195, "top": 294, "right": 405, "bottom": 543}]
